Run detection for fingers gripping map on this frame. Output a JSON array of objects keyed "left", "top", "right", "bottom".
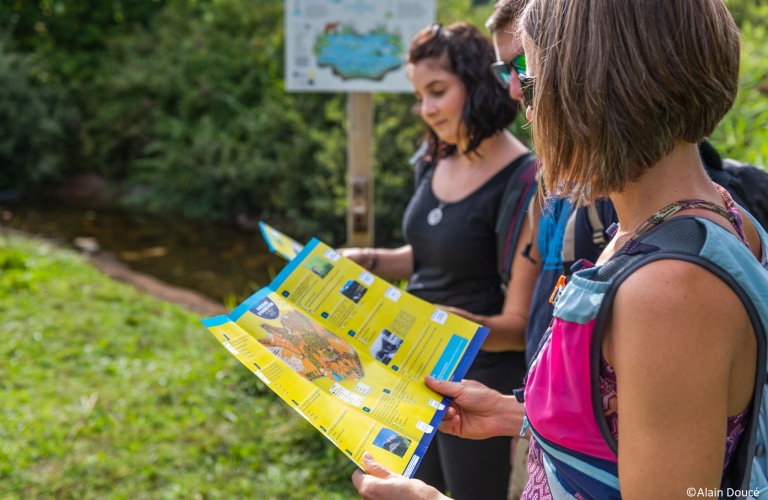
[
  {"left": 285, "top": 0, "right": 436, "bottom": 92},
  {"left": 202, "top": 236, "right": 488, "bottom": 477}
]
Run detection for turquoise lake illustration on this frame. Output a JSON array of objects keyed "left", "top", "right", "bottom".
[{"left": 314, "top": 29, "right": 403, "bottom": 80}]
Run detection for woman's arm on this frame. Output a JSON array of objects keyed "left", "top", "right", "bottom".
[
  {"left": 338, "top": 245, "right": 414, "bottom": 281},
  {"left": 607, "top": 259, "right": 756, "bottom": 499},
  {"left": 440, "top": 200, "right": 542, "bottom": 352}
]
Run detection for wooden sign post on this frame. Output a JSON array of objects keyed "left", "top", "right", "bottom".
[
  {"left": 284, "top": 1, "right": 434, "bottom": 248},
  {"left": 347, "top": 92, "right": 375, "bottom": 247}
]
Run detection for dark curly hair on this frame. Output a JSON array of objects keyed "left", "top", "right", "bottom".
[{"left": 408, "top": 22, "right": 519, "bottom": 162}]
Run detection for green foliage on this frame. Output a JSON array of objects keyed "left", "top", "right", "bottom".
[
  {"left": 0, "top": 0, "right": 764, "bottom": 245},
  {"left": 87, "top": 1, "right": 332, "bottom": 212},
  {"left": 710, "top": 8, "right": 768, "bottom": 168},
  {"left": 0, "top": 234, "right": 357, "bottom": 499},
  {"left": 0, "top": 36, "right": 79, "bottom": 191},
  {"left": 0, "top": 247, "right": 27, "bottom": 270},
  {"left": 726, "top": 0, "right": 768, "bottom": 27},
  {"left": 0, "top": 0, "right": 166, "bottom": 86},
  {"left": 438, "top": 0, "right": 495, "bottom": 28},
  {"left": 80, "top": 0, "right": 429, "bottom": 244}
]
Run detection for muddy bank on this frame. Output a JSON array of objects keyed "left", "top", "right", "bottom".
[
  {"left": 0, "top": 202, "right": 287, "bottom": 303},
  {"left": 2, "top": 226, "right": 228, "bottom": 316}
]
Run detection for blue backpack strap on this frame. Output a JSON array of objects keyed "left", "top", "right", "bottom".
[
  {"left": 495, "top": 153, "right": 538, "bottom": 289},
  {"left": 587, "top": 216, "right": 768, "bottom": 496}
]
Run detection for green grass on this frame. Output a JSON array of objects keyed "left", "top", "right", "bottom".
[{"left": 0, "top": 234, "right": 358, "bottom": 500}]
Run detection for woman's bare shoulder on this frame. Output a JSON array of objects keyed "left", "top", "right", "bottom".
[{"left": 610, "top": 258, "right": 751, "bottom": 360}]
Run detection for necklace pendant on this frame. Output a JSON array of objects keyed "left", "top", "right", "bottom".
[{"left": 427, "top": 207, "right": 443, "bottom": 226}]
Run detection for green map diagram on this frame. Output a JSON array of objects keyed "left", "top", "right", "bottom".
[{"left": 313, "top": 25, "right": 404, "bottom": 81}]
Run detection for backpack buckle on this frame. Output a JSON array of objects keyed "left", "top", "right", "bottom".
[{"left": 549, "top": 275, "right": 567, "bottom": 305}]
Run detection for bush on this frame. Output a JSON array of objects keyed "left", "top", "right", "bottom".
[
  {"left": 79, "top": 0, "right": 429, "bottom": 244},
  {"left": 82, "top": 0, "right": 527, "bottom": 245},
  {"left": 710, "top": 7, "right": 768, "bottom": 168},
  {"left": 0, "top": 0, "right": 765, "bottom": 245},
  {"left": 0, "top": 0, "right": 166, "bottom": 86},
  {"left": 0, "top": 36, "right": 79, "bottom": 191}
]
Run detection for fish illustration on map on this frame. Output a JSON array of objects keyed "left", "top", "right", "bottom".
[{"left": 259, "top": 309, "right": 365, "bottom": 382}]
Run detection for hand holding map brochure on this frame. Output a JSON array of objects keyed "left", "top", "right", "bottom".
[{"left": 201, "top": 231, "right": 488, "bottom": 477}]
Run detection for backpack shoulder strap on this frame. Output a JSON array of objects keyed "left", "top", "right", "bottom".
[
  {"left": 413, "top": 157, "right": 434, "bottom": 189},
  {"left": 562, "top": 204, "right": 609, "bottom": 275},
  {"left": 411, "top": 141, "right": 433, "bottom": 189},
  {"left": 588, "top": 217, "right": 768, "bottom": 493},
  {"left": 586, "top": 204, "right": 608, "bottom": 247},
  {"left": 561, "top": 207, "right": 579, "bottom": 272},
  {"left": 496, "top": 153, "right": 539, "bottom": 289},
  {"left": 721, "top": 159, "right": 768, "bottom": 232}
]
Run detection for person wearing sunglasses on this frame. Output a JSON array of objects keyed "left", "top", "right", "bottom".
[
  {"left": 487, "top": 0, "right": 535, "bottom": 113},
  {"left": 485, "top": 3, "right": 540, "bottom": 499},
  {"left": 490, "top": 53, "right": 535, "bottom": 110},
  {"left": 353, "top": 0, "right": 768, "bottom": 499}
]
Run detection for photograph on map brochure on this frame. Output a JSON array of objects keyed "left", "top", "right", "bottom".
[
  {"left": 372, "top": 428, "right": 412, "bottom": 458},
  {"left": 369, "top": 328, "right": 404, "bottom": 365},
  {"left": 340, "top": 280, "right": 367, "bottom": 303}
]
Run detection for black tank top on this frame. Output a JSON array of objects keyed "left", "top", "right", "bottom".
[{"left": 402, "top": 153, "right": 532, "bottom": 373}]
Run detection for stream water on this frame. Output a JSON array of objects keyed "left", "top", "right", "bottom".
[{"left": 1, "top": 202, "right": 288, "bottom": 303}]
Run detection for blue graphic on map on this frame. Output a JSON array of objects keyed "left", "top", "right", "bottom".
[{"left": 314, "top": 27, "right": 403, "bottom": 81}]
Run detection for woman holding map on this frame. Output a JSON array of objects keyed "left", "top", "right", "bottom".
[
  {"left": 340, "top": 21, "right": 541, "bottom": 500},
  {"left": 352, "top": 0, "right": 768, "bottom": 498}
]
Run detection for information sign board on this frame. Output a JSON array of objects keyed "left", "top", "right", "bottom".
[{"left": 285, "top": 0, "right": 436, "bottom": 92}]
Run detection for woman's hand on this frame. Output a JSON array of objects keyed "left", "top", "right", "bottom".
[
  {"left": 434, "top": 304, "right": 481, "bottom": 324},
  {"left": 425, "top": 376, "right": 525, "bottom": 440},
  {"left": 352, "top": 452, "right": 446, "bottom": 500},
  {"left": 337, "top": 245, "right": 414, "bottom": 281},
  {"left": 337, "top": 247, "right": 374, "bottom": 269}
]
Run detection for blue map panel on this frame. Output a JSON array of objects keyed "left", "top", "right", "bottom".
[{"left": 315, "top": 33, "right": 402, "bottom": 81}]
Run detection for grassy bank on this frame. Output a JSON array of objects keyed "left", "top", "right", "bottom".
[{"left": 0, "top": 234, "right": 357, "bottom": 499}]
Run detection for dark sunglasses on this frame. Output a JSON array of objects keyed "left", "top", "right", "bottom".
[
  {"left": 519, "top": 74, "right": 535, "bottom": 108},
  {"left": 489, "top": 53, "right": 526, "bottom": 89}
]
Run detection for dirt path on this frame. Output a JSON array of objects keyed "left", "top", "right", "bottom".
[{"left": 3, "top": 227, "right": 228, "bottom": 317}]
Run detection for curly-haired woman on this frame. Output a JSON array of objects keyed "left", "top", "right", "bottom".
[{"left": 341, "top": 22, "right": 541, "bottom": 499}]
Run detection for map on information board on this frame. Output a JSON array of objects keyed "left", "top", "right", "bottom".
[{"left": 285, "top": 0, "right": 436, "bottom": 92}]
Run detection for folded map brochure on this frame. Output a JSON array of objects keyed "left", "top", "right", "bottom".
[
  {"left": 201, "top": 238, "right": 489, "bottom": 477},
  {"left": 259, "top": 221, "right": 304, "bottom": 261}
]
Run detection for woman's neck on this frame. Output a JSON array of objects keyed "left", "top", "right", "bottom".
[
  {"left": 609, "top": 142, "right": 721, "bottom": 235},
  {"left": 455, "top": 130, "right": 526, "bottom": 169}
]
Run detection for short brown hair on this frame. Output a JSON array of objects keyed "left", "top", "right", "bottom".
[
  {"left": 521, "top": 0, "right": 740, "bottom": 202},
  {"left": 485, "top": 0, "right": 529, "bottom": 33},
  {"left": 408, "top": 22, "right": 518, "bottom": 162}
]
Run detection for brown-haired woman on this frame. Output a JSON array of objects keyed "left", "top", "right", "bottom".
[
  {"left": 352, "top": 0, "right": 768, "bottom": 499},
  {"left": 340, "top": 22, "right": 541, "bottom": 499}
]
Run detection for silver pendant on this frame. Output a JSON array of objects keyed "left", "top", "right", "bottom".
[{"left": 427, "top": 207, "right": 443, "bottom": 226}]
